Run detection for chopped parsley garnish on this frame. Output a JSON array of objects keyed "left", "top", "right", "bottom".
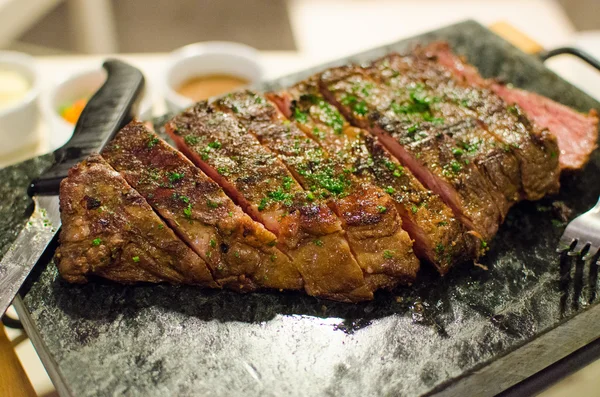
[
  {"left": 147, "top": 136, "right": 159, "bottom": 148},
  {"left": 168, "top": 172, "right": 184, "bottom": 182},
  {"left": 314, "top": 239, "right": 324, "bottom": 247},
  {"left": 92, "top": 238, "right": 102, "bottom": 246},
  {"left": 452, "top": 148, "right": 464, "bottom": 157},
  {"left": 294, "top": 107, "right": 308, "bottom": 123},
  {"left": 184, "top": 135, "right": 199, "bottom": 145},
  {"left": 411, "top": 205, "right": 418, "bottom": 214},
  {"left": 132, "top": 256, "right": 140, "bottom": 262},
  {"left": 383, "top": 250, "right": 395, "bottom": 259},
  {"left": 282, "top": 176, "right": 293, "bottom": 191},
  {"left": 158, "top": 224, "right": 164, "bottom": 229},
  {"left": 306, "top": 191, "right": 315, "bottom": 201},
  {"left": 206, "top": 199, "right": 219, "bottom": 208},
  {"left": 317, "top": 100, "right": 344, "bottom": 134},
  {"left": 210, "top": 239, "right": 216, "bottom": 248},
  {"left": 480, "top": 240, "right": 488, "bottom": 249},
  {"left": 385, "top": 186, "right": 396, "bottom": 194},
  {"left": 258, "top": 198, "right": 269, "bottom": 211},
  {"left": 234, "top": 251, "right": 240, "bottom": 258},
  {"left": 183, "top": 203, "right": 193, "bottom": 218},
  {"left": 207, "top": 141, "right": 222, "bottom": 149},
  {"left": 377, "top": 206, "right": 387, "bottom": 213},
  {"left": 435, "top": 243, "right": 445, "bottom": 254}
]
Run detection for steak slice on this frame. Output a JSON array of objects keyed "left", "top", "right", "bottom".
[
  {"left": 269, "top": 80, "right": 479, "bottom": 274},
  {"left": 56, "top": 154, "right": 217, "bottom": 287},
  {"left": 368, "top": 55, "right": 523, "bottom": 215},
  {"left": 166, "top": 102, "right": 371, "bottom": 301},
  {"left": 320, "top": 65, "right": 502, "bottom": 243},
  {"left": 215, "top": 90, "right": 420, "bottom": 287},
  {"left": 102, "top": 121, "right": 303, "bottom": 292},
  {"left": 418, "top": 42, "right": 561, "bottom": 194},
  {"left": 491, "top": 84, "right": 599, "bottom": 171}
]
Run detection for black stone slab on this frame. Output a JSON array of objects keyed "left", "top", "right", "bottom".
[{"left": 4, "top": 21, "right": 600, "bottom": 397}]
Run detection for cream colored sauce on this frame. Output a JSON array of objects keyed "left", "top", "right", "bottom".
[
  {"left": 176, "top": 74, "right": 248, "bottom": 101},
  {"left": 0, "top": 68, "right": 30, "bottom": 109}
]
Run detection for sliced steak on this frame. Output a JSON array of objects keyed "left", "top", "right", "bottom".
[
  {"left": 56, "top": 154, "right": 217, "bottom": 287},
  {"left": 368, "top": 55, "right": 523, "bottom": 215},
  {"left": 102, "top": 121, "right": 303, "bottom": 292},
  {"left": 418, "top": 42, "right": 561, "bottom": 194},
  {"left": 166, "top": 102, "right": 371, "bottom": 301},
  {"left": 215, "top": 90, "right": 420, "bottom": 287},
  {"left": 491, "top": 84, "right": 598, "bottom": 171},
  {"left": 269, "top": 80, "right": 479, "bottom": 274},
  {"left": 320, "top": 65, "right": 502, "bottom": 243}
]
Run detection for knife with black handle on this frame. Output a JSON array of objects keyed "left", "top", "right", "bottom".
[{"left": 0, "top": 59, "right": 145, "bottom": 316}]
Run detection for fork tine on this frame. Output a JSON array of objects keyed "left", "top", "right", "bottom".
[
  {"left": 557, "top": 236, "right": 576, "bottom": 253},
  {"left": 568, "top": 241, "right": 591, "bottom": 257},
  {"left": 583, "top": 245, "right": 600, "bottom": 261}
]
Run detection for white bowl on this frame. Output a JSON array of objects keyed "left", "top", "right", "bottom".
[
  {"left": 0, "top": 51, "right": 40, "bottom": 157},
  {"left": 162, "top": 41, "right": 264, "bottom": 112},
  {"left": 40, "top": 67, "right": 153, "bottom": 151}
]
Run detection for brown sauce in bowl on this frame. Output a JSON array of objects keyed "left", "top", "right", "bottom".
[{"left": 176, "top": 74, "right": 249, "bottom": 101}]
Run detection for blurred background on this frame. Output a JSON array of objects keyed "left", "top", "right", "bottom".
[{"left": 1, "top": 0, "right": 599, "bottom": 56}]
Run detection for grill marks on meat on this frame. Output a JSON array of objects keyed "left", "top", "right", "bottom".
[
  {"left": 215, "top": 90, "right": 420, "bottom": 287},
  {"left": 165, "top": 102, "right": 371, "bottom": 302},
  {"left": 56, "top": 154, "right": 217, "bottom": 287},
  {"left": 418, "top": 42, "right": 561, "bottom": 196},
  {"left": 102, "top": 122, "right": 302, "bottom": 291},
  {"left": 269, "top": 79, "right": 479, "bottom": 274},
  {"left": 320, "top": 66, "right": 501, "bottom": 242}
]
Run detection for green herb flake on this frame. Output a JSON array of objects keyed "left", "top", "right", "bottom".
[
  {"left": 258, "top": 197, "right": 269, "bottom": 211},
  {"left": 183, "top": 203, "right": 193, "bottom": 219},
  {"left": 411, "top": 205, "right": 418, "bottom": 214},
  {"left": 234, "top": 251, "right": 240, "bottom": 258},
  {"left": 452, "top": 148, "right": 464, "bottom": 157},
  {"left": 282, "top": 176, "right": 293, "bottom": 191},
  {"left": 210, "top": 239, "right": 216, "bottom": 248},
  {"left": 383, "top": 250, "right": 395, "bottom": 259},
  {"left": 168, "top": 172, "right": 184, "bottom": 182},
  {"left": 207, "top": 199, "right": 219, "bottom": 208},
  {"left": 377, "top": 206, "right": 387, "bottom": 213},
  {"left": 208, "top": 141, "right": 222, "bottom": 149},
  {"left": 92, "top": 238, "right": 102, "bottom": 246},
  {"left": 385, "top": 186, "right": 396, "bottom": 194},
  {"left": 132, "top": 256, "right": 140, "bottom": 262},
  {"left": 294, "top": 107, "right": 308, "bottom": 123},
  {"left": 314, "top": 239, "right": 324, "bottom": 247},
  {"left": 184, "top": 135, "right": 199, "bottom": 145},
  {"left": 147, "top": 136, "right": 159, "bottom": 148},
  {"left": 158, "top": 224, "right": 164, "bottom": 229},
  {"left": 435, "top": 243, "right": 445, "bottom": 254}
]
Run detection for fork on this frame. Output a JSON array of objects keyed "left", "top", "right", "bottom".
[{"left": 557, "top": 197, "right": 600, "bottom": 261}]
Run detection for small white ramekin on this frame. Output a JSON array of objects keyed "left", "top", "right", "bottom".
[
  {"left": 162, "top": 41, "right": 264, "bottom": 113},
  {"left": 40, "top": 67, "right": 153, "bottom": 150},
  {"left": 0, "top": 51, "right": 41, "bottom": 157}
]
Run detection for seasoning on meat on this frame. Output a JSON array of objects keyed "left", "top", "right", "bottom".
[
  {"left": 269, "top": 79, "right": 479, "bottom": 274},
  {"left": 166, "top": 102, "right": 372, "bottom": 301},
  {"left": 102, "top": 121, "right": 303, "bottom": 292},
  {"left": 56, "top": 154, "right": 217, "bottom": 287},
  {"left": 215, "top": 90, "right": 420, "bottom": 287}
]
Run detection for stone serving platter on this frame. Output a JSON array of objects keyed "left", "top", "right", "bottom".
[{"left": 2, "top": 20, "right": 600, "bottom": 397}]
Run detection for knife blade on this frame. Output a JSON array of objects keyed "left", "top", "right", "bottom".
[{"left": 0, "top": 59, "right": 144, "bottom": 316}]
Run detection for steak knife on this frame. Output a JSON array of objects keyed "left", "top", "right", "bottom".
[{"left": 0, "top": 60, "right": 145, "bottom": 316}]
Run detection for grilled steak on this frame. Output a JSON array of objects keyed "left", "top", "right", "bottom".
[
  {"left": 268, "top": 79, "right": 479, "bottom": 274},
  {"left": 55, "top": 40, "right": 596, "bottom": 302},
  {"left": 214, "top": 91, "right": 420, "bottom": 287},
  {"left": 420, "top": 42, "right": 563, "bottom": 190},
  {"left": 102, "top": 121, "right": 303, "bottom": 291},
  {"left": 320, "top": 65, "right": 502, "bottom": 242},
  {"left": 491, "top": 84, "right": 599, "bottom": 171},
  {"left": 165, "top": 102, "right": 372, "bottom": 301},
  {"left": 56, "top": 154, "right": 217, "bottom": 286}
]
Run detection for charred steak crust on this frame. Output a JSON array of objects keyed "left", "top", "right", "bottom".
[
  {"left": 165, "top": 102, "right": 372, "bottom": 302},
  {"left": 56, "top": 154, "right": 217, "bottom": 287},
  {"left": 102, "top": 121, "right": 303, "bottom": 292},
  {"left": 319, "top": 65, "right": 502, "bottom": 242},
  {"left": 417, "top": 42, "right": 561, "bottom": 197},
  {"left": 214, "top": 90, "right": 420, "bottom": 287},
  {"left": 269, "top": 78, "right": 479, "bottom": 274}
]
